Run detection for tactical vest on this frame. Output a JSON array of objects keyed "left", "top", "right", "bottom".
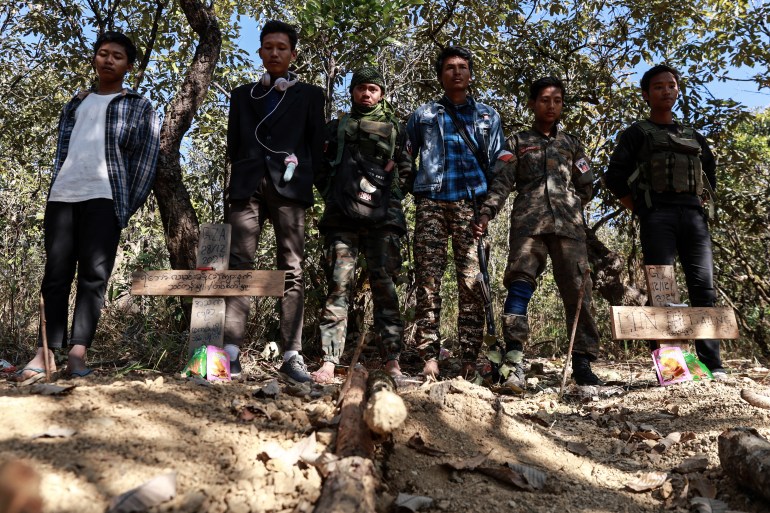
[
  {"left": 330, "top": 115, "right": 397, "bottom": 223},
  {"left": 627, "top": 120, "right": 703, "bottom": 208}
]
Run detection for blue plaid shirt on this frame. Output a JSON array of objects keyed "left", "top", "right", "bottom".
[
  {"left": 434, "top": 97, "right": 487, "bottom": 201},
  {"left": 51, "top": 89, "right": 161, "bottom": 228}
]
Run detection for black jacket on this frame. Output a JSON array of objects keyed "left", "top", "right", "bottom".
[{"left": 227, "top": 81, "right": 325, "bottom": 206}]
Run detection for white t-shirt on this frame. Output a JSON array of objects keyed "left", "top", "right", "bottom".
[{"left": 48, "top": 92, "right": 120, "bottom": 202}]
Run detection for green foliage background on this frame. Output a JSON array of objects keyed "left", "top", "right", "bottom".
[{"left": 0, "top": 0, "right": 768, "bottom": 369}]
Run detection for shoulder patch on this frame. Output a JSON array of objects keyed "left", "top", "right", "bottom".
[
  {"left": 497, "top": 150, "right": 514, "bottom": 162},
  {"left": 575, "top": 158, "right": 590, "bottom": 174}
]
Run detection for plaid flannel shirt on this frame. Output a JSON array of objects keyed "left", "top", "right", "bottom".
[
  {"left": 433, "top": 97, "right": 487, "bottom": 201},
  {"left": 51, "top": 88, "right": 161, "bottom": 228}
]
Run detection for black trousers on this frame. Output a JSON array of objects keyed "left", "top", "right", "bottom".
[
  {"left": 40, "top": 200, "right": 121, "bottom": 348},
  {"left": 639, "top": 205, "right": 723, "bottom": 371}
]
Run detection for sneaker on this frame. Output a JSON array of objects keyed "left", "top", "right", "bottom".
[
  {"left": 229, "top": 357, "right": 242, "bottom": 378},
  {"left": 502, "top": 361, "right": 526, "bottom": 391},
  {"left": 278, "top": 354, "right": 312, "bottom": 383},
  {"left": 711, "top": 369, "right": 729, "bottom": 381},
  {"left": 571, "top": 355, "right": 605, "bottom": 386}
]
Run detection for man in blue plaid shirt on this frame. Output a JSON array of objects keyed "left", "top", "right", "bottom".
[
  {"left": 406, "top": 46, "right": 506, "bottom": 379},
  {"left": 11, "top": 32, "right": 160, "bottom": 384}
]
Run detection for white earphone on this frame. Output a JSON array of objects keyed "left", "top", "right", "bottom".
[
  {"left": 249, "top": 71, "right": 299, "bottom": 182},
  {"left": 260, "top": 71, "right": 298, "bottom": 92}
]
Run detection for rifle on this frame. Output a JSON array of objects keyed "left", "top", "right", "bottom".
[{"left": 470, "top": 189, "right": 501, "bottom": 378}]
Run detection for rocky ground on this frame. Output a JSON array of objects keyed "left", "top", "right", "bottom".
[{"left": 1, "top": 355, "right": 769, "bottom": 513}]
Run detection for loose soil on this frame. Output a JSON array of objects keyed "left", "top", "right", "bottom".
[{"left": 2, "top": 356, "right": 769, "bottom": 513}]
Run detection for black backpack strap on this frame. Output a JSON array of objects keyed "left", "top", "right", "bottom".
[{"left": 437, "top": 98, "right": 489, "bottom": 172}]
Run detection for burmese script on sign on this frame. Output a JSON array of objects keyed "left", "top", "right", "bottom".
[
  {"left": 131, "top": 270, "right": 285, "bottom": 297},
  {"left": 610, "top": 306, "right": 739, "bottom": 340}
]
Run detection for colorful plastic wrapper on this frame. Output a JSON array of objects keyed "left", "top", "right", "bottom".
[
  {"left": 652, "top": 346, "right": 692, "bottom": 386},
  {"left": 182, "top": 345, "right": 207, "bottom": 378},
  {"left": 206, "top": 345, "right": 231, "bottom": 382},
  {"left": 682, "top": 350, "right": 714, "bottom": 381}
]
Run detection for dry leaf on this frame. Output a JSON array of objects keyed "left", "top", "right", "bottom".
[
  {"left": 566, "top": 442, "right": 590, "bottom": 456},
  {"left": 625, "top": 471, "right": 668, "bottom": 492},
  {"left": 31, "top": 426, "right": 76, "bottom": 439},
  {"left": 673, "top": 457, "right": 709, "bottom": 474},
  {"left": 654, "top": 432, "right": 683, "bottom": 453},
  {"left": 253, "top": 379, "right": 280, "bottom": 399},
  {"left": 478, "top": 466, "right": 531, "bottom": 490},
  {"left": 634, "top": 431, "right": 662, "bottom": 441},
  {"left": 504, "top": 462, "right": 547, "bottom": 490},
  {"left": 664, "top": 403, "right": 680, "bottom": 416},
  {"left": 29, "top": 384, "right": 75, "bottom": 396},
  {"left": 394, "top": 493, "right": 433, "bottom": 512},
  {"left": 690, "top": 497, "right": 728, "bottom": 513},
  {"left": 107, "top": 472, "right": 176, "bottom": 512},
  {"left": 680, "top": 432, "right": 697, "bottom": 443},
  {"left": 690, "top": 476, "right": 717, "bottom": 499},
  {"left": 407, "top": 433, "right": 446, "bottom": 457}
]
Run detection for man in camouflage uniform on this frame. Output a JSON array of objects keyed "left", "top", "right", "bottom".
[
  {"left": 406, "top": 47, "right": 505, "bottom": 378},
  {"left": 472, "top": 76, "right": 603, "bottom": 387},
  {"left": 311, "top": 67, "right": 411, "bottom": 383}
]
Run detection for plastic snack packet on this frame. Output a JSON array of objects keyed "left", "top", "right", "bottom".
[
  {"left": 652, "top": 346, "right": 692, "bottom": 386},
  {"left": 682, "top": 350, "right": 714, "bottom": 381},
  {"left": 206, "top": 345, "right": 231, "bottom": 382},
  {"left": 182, "top": 345, "right": 207, "bottom": 378}
]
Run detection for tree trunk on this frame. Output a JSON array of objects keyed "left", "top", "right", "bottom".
[
  {"left": 717, "top": 427, "right": 770, "bottom": 502},
  {"left": 153, "top": 0, "right": 222, "bottom": 271}
]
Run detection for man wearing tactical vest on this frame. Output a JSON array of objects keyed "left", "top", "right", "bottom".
[
  {"left": 604, "top": 64, "right": 726, "bottom": 378},
  {"left": 311, "top": 67, "right": 411, "bottom": 384},
  {"left": 471, "top": 77, "right": 603, "bottom": 388}
]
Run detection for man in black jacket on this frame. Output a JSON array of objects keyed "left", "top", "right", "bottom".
[
  {"left": 224, "top": 20, "right": 325, "bottom": 383},
  {"left": 604, "top": 64, "right": 725, "bottom": 378}
]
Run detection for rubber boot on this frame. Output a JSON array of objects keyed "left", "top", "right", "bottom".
[
  {"left": 571, "top": 353, "right": 605, "bottom": 386},
  {"left": 501, "top": 314, "right": 528, "bottom": 389}
]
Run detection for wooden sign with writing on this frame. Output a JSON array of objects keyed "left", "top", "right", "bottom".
[
  {"left": 131, "top": 270, "right": 285, "bottom": 297},
  {"left": 645, "top": 265, "right": 680, "bottom": 307},
  {"left": 610, "top": 306, "right": 739, "bottom": 340},
  {"left": 189, "top": 297, "right": 226, "bottom": 349},
  {"left": 196, "top": 223, "right": 231, "bottom": 270},
  {"left": 645, "top": 265, "right": 680, "bottom": 348}
]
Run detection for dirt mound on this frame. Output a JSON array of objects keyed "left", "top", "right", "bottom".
[{"left": 1, "top": 359, "right": 769, "bottom": 512}]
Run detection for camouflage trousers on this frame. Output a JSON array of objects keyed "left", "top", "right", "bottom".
[
  {"left": 413, "top": 196, "right": 485, "bottom": 362},
  {"left": 318, "top": 229, "right": 404, "bottom": 364},
  {"left": 506, "top": 233, "right": 600, "bottom": 359}
]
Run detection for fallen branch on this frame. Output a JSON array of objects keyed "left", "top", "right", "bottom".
[
  {"left": 740, "top": 389, "right": 770, "bottom": 409},
  {"left": 364, "top": 370, "right": 407, "bottom": 436},
  {"left": 717, "top": 427, "right": 770, "bottom": 502},
  {"left": 314, "top": 365, "right": 376, "bottom": 513}
]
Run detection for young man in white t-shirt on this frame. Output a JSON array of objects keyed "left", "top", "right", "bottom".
[{"left": 11, "top": 31, "right": 160, "bottom": 384}]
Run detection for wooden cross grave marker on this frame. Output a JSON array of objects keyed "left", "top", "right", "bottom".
[
  {"left": 131, "top": 223, "right": 285, "bottom": 355},
  {"left": 610, "top": 265, "right": 739, "bottom": 345}
]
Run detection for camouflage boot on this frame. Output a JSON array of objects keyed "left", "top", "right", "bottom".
[{"left": 500, "top": 314, "right": 528, "bottom": 390}]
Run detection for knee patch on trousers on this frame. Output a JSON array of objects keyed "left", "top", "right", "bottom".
[{"left": 504, "top": 280, "right": 535, "bottom": 315}]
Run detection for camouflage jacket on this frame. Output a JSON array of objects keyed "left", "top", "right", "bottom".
[
  {"left": 479, "top": 126, "right": 593, "bottom": 241},
  {"left": 318, "top": 116, "right": 412, "bottom": 235}
]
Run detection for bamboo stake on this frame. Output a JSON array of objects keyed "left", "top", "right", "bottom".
[{"left": 559, "top": 268, "right": 591, "bottom": 399}]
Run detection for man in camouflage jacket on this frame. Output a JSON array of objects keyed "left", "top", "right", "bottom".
[
  {"left": 311, "top": 67, "right": 411, "bottom": 383},
  {"left": 472, "top": 76, "right": 603, "bottom": 387}
]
